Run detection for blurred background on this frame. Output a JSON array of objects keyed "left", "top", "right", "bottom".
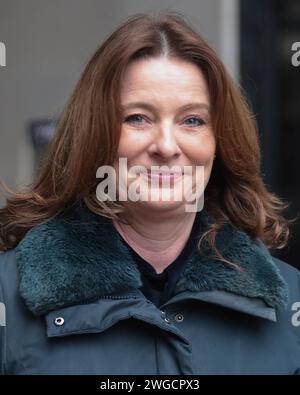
[{"left": 0, "top": 0, "right": 299, "bottom": 268}]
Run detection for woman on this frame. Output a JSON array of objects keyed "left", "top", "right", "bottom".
[{"left": 0, "top": 13, "right": 299, "bottom": 375}]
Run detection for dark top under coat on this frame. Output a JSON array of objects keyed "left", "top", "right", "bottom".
[{"left": 117, "top": 212, "right": 203, "bottom": 307}]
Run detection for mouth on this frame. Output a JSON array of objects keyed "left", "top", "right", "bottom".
[{"left": 139, "top": 169, "right": 184, "bottom": 186}]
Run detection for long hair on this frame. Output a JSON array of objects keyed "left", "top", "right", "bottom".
[{"left": 0, "top": 12, "right": 294, "bottom": 264}]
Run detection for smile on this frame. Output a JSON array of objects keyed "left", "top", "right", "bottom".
[{"left": 139, "top": 170, "right": 184, "bottom": 185}]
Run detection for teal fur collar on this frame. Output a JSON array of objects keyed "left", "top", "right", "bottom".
[{"left": 15, "top": 202, "right": 289, "bottom": 316}]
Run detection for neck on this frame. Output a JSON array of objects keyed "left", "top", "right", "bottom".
[{"left": 112, "top": 205, "right": 196, "bottom": 274}]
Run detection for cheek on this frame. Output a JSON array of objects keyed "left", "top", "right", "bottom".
[
  {"left": 184, "top": 134, "right": 216, "bottom": 190},
  {"left": 117, "top": 129, "right": 148, "bottom": 159},
  {"left": 184, "top": 133, "right": 216, "bottom": 166}
]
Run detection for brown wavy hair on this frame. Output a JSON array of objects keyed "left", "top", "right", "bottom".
[{"left": 0, "top": 12, "right": 294, "bottom": 264}]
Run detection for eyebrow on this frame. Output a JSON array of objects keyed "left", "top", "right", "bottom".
[{"left": 121, "top": 101, "right": 210, "bottom": 112}]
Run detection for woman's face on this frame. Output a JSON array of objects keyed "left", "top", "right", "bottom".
[{"left": 115, "top": 56, "right": 216, "bottom": 214}]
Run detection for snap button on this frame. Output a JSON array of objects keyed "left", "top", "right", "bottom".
[
  {"left": 174, "top": 313, "right": 184, "bottom": 322},
  {"left": 164, "top": 317, "right": 171, "bottom": 324},
  {"left": 160, "top": 310, "right": 166, "bottom": 316},
  {"left": 54, "top": 317, "right": 65, "bottom": 326}
]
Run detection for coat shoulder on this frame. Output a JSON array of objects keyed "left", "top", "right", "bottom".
[
  {"left": 0, "top": 250, "right": 19, "bottom": 301},
  {"left": 0, "top": 249, "right": 18, "bottom": 274},
  {"left": 271, "top": 256, "right": 300, "bottom": 299}
]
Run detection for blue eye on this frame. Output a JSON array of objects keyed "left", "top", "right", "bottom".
[
  {"left": 124, "top": 114, "right": 146, "bottom": 124},
  {"left": 124, "top": 114, "right": 206, "bottom": 127},
  {"left": 183, "top": 117, "right": 206, "bottom": 127}
]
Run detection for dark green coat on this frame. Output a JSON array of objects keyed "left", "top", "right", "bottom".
[{"left": 0, "top": 204, "right": 300, "bottom": 374}]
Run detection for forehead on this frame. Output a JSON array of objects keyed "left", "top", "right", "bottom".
[{"left": 120, "top": 57, "right": 210, "bottom": 105}]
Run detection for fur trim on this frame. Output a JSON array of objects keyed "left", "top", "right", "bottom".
[{"left": 15, "top": 201, "right": 289, "bottom": 315}]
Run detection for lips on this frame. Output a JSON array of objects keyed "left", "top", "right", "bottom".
[
  {"left": 139, "top": 169, "right": 184, "bottom": 186},
  {"left": 148, "top": 170, "right": 181, "bottom": 178}
]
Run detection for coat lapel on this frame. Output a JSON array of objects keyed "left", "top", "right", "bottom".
[{"left": 15, "top": 201, "right": 289, "bottom": 317}]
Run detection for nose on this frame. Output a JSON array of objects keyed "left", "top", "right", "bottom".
[{"left": 148, "top": 121, "right": 181, "bottom": 159}]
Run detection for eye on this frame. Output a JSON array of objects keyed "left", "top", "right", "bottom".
[
  {"left": 124, "top": 114, "right": 148, "bottom": 125},
  {"left": 183, "top": 116, "right": 206, "bottom": 127}
]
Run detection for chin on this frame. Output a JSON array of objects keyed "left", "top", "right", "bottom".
[{"left": 134, "top": 199, "right": 187, "bottom": 213}]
